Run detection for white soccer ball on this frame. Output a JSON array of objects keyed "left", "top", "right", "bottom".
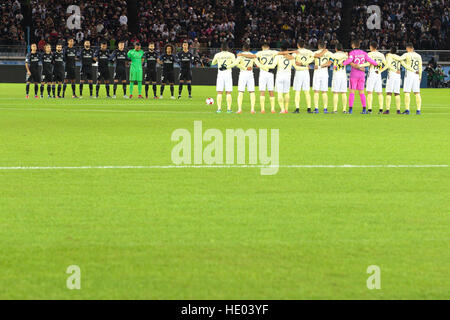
[{"left": 205, "top": 98, "right": 214, "bottom": 105}]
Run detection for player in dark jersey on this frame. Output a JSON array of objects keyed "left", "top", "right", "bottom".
[
  {"left": 95, "top": 41, "right": 112, "bottom": 98},
  {"left": 112, "top": 41, "right": 129, "bottom": 98},
  {"left": 157, "top": 44, "right": 176, "bottom": 99},
  {"left": 41, "top": 44, "right": 54, "bottom": 98},
  {"left": 63, "top": 38, "right": 78, "bottom": 98},
  {"left": 144, "top": 42, "right": 158, "bottom": 99},
  {"left": 177, "top": 41, "right": 201, "bottom": 99},
  {"left": 79, "top": 40, "right": 96, "bottom": 98},
  {"left": 25, "top": 43, "right": 41, "bottom": 98},
  {"left": 53, "top": 42, "right": 65, "bottom": 98}
]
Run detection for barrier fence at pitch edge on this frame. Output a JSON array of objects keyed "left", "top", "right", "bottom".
[{"left": 0, "top": 65, "right": 435, "bottom": 87}]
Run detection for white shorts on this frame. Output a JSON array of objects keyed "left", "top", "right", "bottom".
[
  {"left": 293, "top": 70, "right": 310, "bottom": 91},
  {"left": 259, "top": 70, "right": 274, "bottom": 92},
  {"left": 331, "top": 73, "right": 347, "bottom": 93},
  {"left": 313, "top": 74, "right": 328, "bottom": 91},
  {"left": 386, "top": 73, "right": 401, "bottom": 94},
  {"left": 366, "top": 73, "right": 383, "bottom": 93},
  {"left": 216, "top": 71, "right": 233, "bottom": 92},
  {"left": 238, "top": 71, "right": 255, "bottom": 92},
  {"left": 404, "top": 72, "right": 420, "bottom": 93},
  {"left": 275, "top": 74, "right": 291, "bottom": 93}
]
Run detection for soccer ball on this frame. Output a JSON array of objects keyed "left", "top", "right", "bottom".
[{"left": 205, "top": 98, "right": 214, "bottom": 105}]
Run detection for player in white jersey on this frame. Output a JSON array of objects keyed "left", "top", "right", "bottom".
[
  {"left": 291, "top": 39, "right": 314, "bottom": 113},
  {"left": 211, "top": 42, "right": 237, "bottom": 113},
  {"left": 362, "top": 41, "right": 387, "bottom": 114},
  {"left": 400, "top": 43, "right": 423, "bottom": 115},
  {"left": 312, "top": 41, "right": 334, "bottom": 113},
  {"left": 266, "top": 42, "right": 294, "bottom": 113},
  {"left": 234, "top": 44, "right": 257, "bottom": 114},
  {"left": 384, "top": 47, "right": 407, "bottom": 114},
  {"left": 329, "top": 43, "right": 348, "bottom": 113},
  {"left": 236, "top": 43, "right": 278, "bottom": 113}
]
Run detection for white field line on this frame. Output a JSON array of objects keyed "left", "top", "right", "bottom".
[{"left": 0, "top": 164, "right": 448, "bottom": 170}]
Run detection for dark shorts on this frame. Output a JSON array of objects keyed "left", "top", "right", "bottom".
[
  {"left": 145, "top": 69, "right": 157, "bottom": 82},
  {"left": 97, "top": 67, "right": 111, "bottom": 82},
  {"left": 42, "top": 69, "right": 53, "bottom": 82},
  {"left": 161, "top": 71, "right": 175, "bottom": 83},
  {"left": 179, "top": 69, "right": 192, "bottom": 81},
  {"left": 53, "top": 68, "right": 65, "bottom": 82},
  {"left": 114, "top": 67, "right": 127, "bottom": 81},
  {"left": 80, "top": 66, "right": 94, "bottom": 81},
  {"left": 65, "top": 66, "right": 76, "bottom": 80},
  {"left": 26, "top": 68, "right": 41, "bottom": 83}
]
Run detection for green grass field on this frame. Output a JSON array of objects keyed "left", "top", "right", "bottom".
[{"left": 0, "top": 84, "right": 449, "bottom": 299}]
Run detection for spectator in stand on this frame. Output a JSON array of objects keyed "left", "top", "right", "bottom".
[
  {"left": 352, "top": 0, "right": 449, "bottom": 50},
  {"left": 30, "top": 0, "right": 129, "bottom": 46},
  {"left": 0, "top": 0, "right": 26, "bottom": 45}
]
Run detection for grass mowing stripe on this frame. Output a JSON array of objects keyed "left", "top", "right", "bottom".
[{"left": 0, "top": 164, "right": 448, "bottom": 170}]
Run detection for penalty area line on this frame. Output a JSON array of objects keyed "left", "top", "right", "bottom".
[{"left": 0, "top": 164, "right": 448, "bottom": 170}]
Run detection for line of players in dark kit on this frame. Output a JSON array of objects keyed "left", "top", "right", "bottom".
[{"left": 25, "top": 38, "right": 202, "bottom": 99}]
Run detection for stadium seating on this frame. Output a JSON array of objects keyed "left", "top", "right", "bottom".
[{"left": 1, "top": 0, "right": 448, "bottom": 50}]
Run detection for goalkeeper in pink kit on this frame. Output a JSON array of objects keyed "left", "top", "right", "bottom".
[{"left": 343, "top": 39, "right": 378, "bottom": 114}]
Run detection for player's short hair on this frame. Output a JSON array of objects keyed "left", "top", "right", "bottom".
[
  {"left": 390, "top": 46, "right": 397, "bottom": 54},
  {"left": 182, "top": 40, "right": 189, "bottom": 45},
  {"left": 351, "top": 39, "right": 361, "bottom": 47},
  {"left": 242, "top": 43, "right": 250, "bottom": 51},
  {"left": 370, "top": 41, "right": 378, "bottom": 49},
  {"left": 335, "top": 43, "right": 343, "bottom": 51},
  {"left": 406, "top": 42, "right": 414, "bottom": 49},
  {"left": 280, "top": 41, "right": 289, "bottom": 51},
  {"left": 67, "top": 37, "right": 74, "bottom": 41},
  {"left": 318, "top": 41, "right": 326, "bottom": 49},
  {"left": 100, "top": 40, "right": 108, "bottom": 45},
  {"left": 56, "top": 41, "right": 64, "bottom": 47},
  {"left": 221, "top": 41, "right": 229, "bottom": 51},
  {"left": 297, "top": 39, "right": 305, "bottom": 48},
  {"left": 134, "top": 42, "right": 141, "bottom": 46},
  {"left": 118, "top": 40, "right": 125, "bottom": 44},
  {"left": 261, "top": 42, "right": 270, "bottom": 49}
]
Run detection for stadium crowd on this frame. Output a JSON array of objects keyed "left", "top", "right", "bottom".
[
  {"left": 239, "top": 0, "right": 343, "bottom": 49},
  {"left": 1, "top": 0, "right": 449, "bottom": 52},
  {"left": 0, "top": 0, "right": 26, "bottom": 46},
  {"left": 137, "top": 0, "right": 236, "bottom": 51},
  {"left": 352, "top": 0, "right": 449, "bottom": 50},
  {"left": 30, "top": 0, "right": 130, "bottom": 47}
]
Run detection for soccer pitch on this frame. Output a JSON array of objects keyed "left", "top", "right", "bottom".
[{"left": 0, "top": 84, "right": 448, "bottom": 299}]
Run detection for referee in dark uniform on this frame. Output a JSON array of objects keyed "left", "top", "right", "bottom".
[{"left": 25, "top": 43, "right": 41, "bottom": 98}]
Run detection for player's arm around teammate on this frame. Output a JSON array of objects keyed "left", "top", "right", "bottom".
[
  {"left": 235, "top": 43, "right": 257, "bottom": 114},
  {"left": 384, "top": 47, "right": 406, "bottom": 114},
  {"left": 329, "top": 43, "right": 348, "bottom": 113},
  {"left": 401, "top": 43, "right": 423, "bottom": 115},
  {"left": 211, "top": 41, "right": 237, "bottom": 113}
]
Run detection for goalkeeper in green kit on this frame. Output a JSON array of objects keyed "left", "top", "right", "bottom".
[{"left": 127, "top": 42, "right": 145, "bottom": 98}]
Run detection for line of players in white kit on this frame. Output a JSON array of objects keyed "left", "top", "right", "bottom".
[{"left": 211, "top": 39, "right": 423, "bottom": 115}]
